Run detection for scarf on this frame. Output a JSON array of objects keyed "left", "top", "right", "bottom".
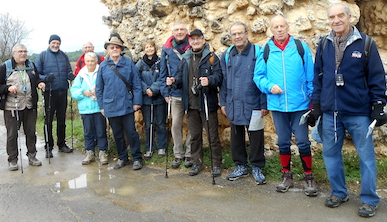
[
  {"left": 172, "top": 36, "right": 191, "bottom": 54},
  {"left": 143, "top": 54, "right": 159, "bottom": 68},
  {"left": 333, "top": 27, "right": 354, "bottom": 69}
]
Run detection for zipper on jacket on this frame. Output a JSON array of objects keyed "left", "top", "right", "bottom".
[{"left": 282, "top": 50, "right": 288, "bottom": 112}]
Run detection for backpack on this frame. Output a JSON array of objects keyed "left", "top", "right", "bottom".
[
  {"left": 1, "top": 59, "right": 35, "bottom": 110},
  {"left": 263, "top": 38, "right": 305, "bottom": 65},
  {"left": 224, "top": 44, "right": 260, "bottom": 66}
]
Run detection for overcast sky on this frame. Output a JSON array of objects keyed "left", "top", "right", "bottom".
[{"left": 1, "top": 0, "right": 111, "bottom": 54}]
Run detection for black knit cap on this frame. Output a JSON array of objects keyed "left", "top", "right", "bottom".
[{"left": 49, "top": 34, "right": 61, "bottom": 43}]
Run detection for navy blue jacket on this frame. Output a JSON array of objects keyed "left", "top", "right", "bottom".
[
  {"left": 313, "top": 27, "right": 386, "bottom": 116},
  {"left": 35, "top": 48, "right": 72, "bottom": 91},
  {"left": 136, "top": 58, "right": 165, "bottom": 106},
  {"left": 173, "top": 43, "right": 222, "bottom": 112},
  {"left": 159, "top": 45, "right": 185, "bottom": 98},
  {"left": 220, "top": 42, "right": 267, "bottom": 125}
]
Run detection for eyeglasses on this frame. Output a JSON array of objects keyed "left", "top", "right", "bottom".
[
  {"left": 83, "top": 46, "right": 94, "bottom": 49},
  {"left": 173, "top": 28, "right": 187, "bottom": 32},
  {"left": 16, "top": 50, "right": 28, "bottom": 53},
  {"left": 190, "top": 36, "right": 203, "bottom": 41},
  {"left": 231, "top": 31, "right": 247, "bottom": 37},
  {"left": 107, "top": 45, "right": 122, "bottom": 50}
]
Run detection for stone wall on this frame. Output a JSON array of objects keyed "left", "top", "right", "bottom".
[{"left": 100, "top": 0, "right": 387, "bottom": 157}]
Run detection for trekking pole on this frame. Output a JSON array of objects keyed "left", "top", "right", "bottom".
[
  {"left": 46, "top": 82, "right": 53, "bottom": 163},
  {"left": 149, "top": 99, "right": 154, "bottom": 158},
  {"left": 14, "top": 94, "right": 23, "bottom": 173},
  {"left": 165, "top": 55, "right": 171, "bottom": 179},
  {"left": 41, "top": 90, "right": 51, "bottom": 164},
  {"left": 203, "top": 89, "right": 215, "bottom": 185},
  {"left": 69, "top": 72, "right": 74, "bottom": 149}
]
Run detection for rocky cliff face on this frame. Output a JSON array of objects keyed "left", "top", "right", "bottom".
[{"left": 100, "top": 0, "right": 387, "bottom": 157}]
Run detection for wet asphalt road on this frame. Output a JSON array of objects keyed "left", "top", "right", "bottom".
[{"left": 0, "top": 112, "right": 386, "bottom": 222}]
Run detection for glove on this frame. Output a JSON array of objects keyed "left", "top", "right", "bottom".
[
  {"left": 371, "top": 102, "right": 387, "bottom": 126},
  {"left": 307, "top": 103, "right": 322, "bottom": 127},
  {"left": 46, "top": 74, "right": 55, "bottom": 83},
  {"left": 68, "top": 72, "right": 75, "bottom": 81}
]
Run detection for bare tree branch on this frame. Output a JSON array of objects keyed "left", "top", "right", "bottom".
[{"left": 0, "top": 13, "right": 32, "bottom": 63}]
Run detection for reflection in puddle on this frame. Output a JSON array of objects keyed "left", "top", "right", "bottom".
[{"left": 55, "top": 173, "right": 87, "bottom": 193}]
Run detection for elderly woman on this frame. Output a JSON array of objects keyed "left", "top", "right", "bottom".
[
  {"left": 136, "top": 40, "right": 167, "bottom": 159},
  {"left": 96, "top": 35, "right": 143, "bottom": 170},
  {"left": 71, "top": 52, "right": 108, "bottom": 165}
]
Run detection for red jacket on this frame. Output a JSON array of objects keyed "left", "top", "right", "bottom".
[{"left": 74, "top": 54, "right": 105, "bottom": 76}]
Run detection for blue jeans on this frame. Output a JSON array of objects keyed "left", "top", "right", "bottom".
[
  {"left": 81, "top": 112, "right": 108, "bottom": 151},
  {"left": 322, "top": 113, "right": 379, "bottom": 206},
  {"left": 108, "top": 113, "right": 142, "bottom": 162},
  {"left": 141, "top": 103, "right": 167, "bottom": 152},
  {"left": 271, "top": 111, "right": 311, "bottom": 153}
]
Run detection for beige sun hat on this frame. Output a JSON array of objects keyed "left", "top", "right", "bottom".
[{"left": 104, "top": 36, "right": 126, "bottom": 49}]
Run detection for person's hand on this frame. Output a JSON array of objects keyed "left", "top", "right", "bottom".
[
  {"left": 46, "top": 74, "right": 55, "bottom": 83},
  {"left": 8, "top": 85, "right": 17, "bottom": 94},
  {"left": 199, "top": 77, "right": 208, "bottom": 87},
  {"left": 221, "top": 106, "right": 227, "bottom": 117},
  {"left": 38, "top": 82, "right": 46, "bottom": 91},
  {"left": 270, "top": 85, "right": 283, "bottom": 94},
  {"left": 146, "top": 88, "right": 153, "bottom": 97},
  {"left": 166, "top": 77, "right": 175, "bottom": 86},
  {"left": 261, "top": 109, "right": 269, "bottom": 117},
  {"left": 68, "top": 72, "right": 75, "bottom": 81},
  {"left": 100, "top": 109, "right": 105, "bottom": 116},
  {"left": 371, "top": 102, "right": 387, "bottom": 126},
  {"left": 307, "top": 103, "right": 322, "bottom": 127},
  {"left": 165, "top": 97, "right": 170, "bottom": 103},
  {"left": 134, "top": 105, "right": 141, "bottom": 112},
  {"left": 83, "top": 90, "right": 92, "bottom": 97}
]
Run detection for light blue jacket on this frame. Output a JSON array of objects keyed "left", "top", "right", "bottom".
[
  {"left": 253, "top": 36, "right": 314, "bottom": 112},
  {"left": 70, "top": 65, "right": 101, "bottom": 114}
]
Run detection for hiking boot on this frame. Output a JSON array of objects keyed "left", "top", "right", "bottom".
[
  {"left": 325, "top": 195, "right": 349, "bottom": 208},
  {"left": 45, "top": 147, "right": 53, "bottom": 158},
  {"left": 133, "top": 161, "right": 143, "bottom": 170},
  {"left": 99, "top": 150, "right": 108, "bottom": 165},
  {"left": 212, "top": 166, "right": 222, "bottom": 177},
  {"left": 27, "top": 152, "right": 42, "bottom": 166},
  {"left": 358, "top": 203, "right": 376, "bottom": 218},
  {"left": 144, "top": 151, "right": 153, "bottom": 160},
  {"left": 171, "top": 158, "right": 182, "bottom": 169},
  {"left": 184, "top": 157, "right": 193, "bottom": 168},
  {"left": 59, "top": 144, "right": 73, "bottom": 153},
  {"left": 303, "top": 173, "right": 318, "bottom": 196},
  {"left": 189, "top": 164, "right": 204, "bottom": 176},
  {"left": 252, "top": 166, "right": 266, "bottom": 185},
  {"left": 276, "top": 171, "right": 294, "bottom": 192},
  {"left": 114, "top": 159, "right": 129, "bottom": 169},
  {"left": 158, "top": 149, "right": 165, "bottom": 158},
  {"left": 8, "top": 161, "right": 18, "bottom": 171},
  {"left": 82, "top": 150, "right": 95, "bottom": 165},
  {"left": 226, "top": 165, "right": 249, "bottom": 181}
]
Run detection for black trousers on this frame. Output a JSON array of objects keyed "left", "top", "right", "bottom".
[
  {"left": 4, "top": 109, "right": 38, "bottom": 162},
  {"left": 230, "top": 123, "right": 265, "bottom": 168},
  {"left": 43, "top": 90, "right": 68, "bottom": 149},
  {"left": 186, "top": 109, "right": 222, "bottom": 167}
]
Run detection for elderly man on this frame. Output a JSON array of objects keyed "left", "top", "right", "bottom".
[
  {"left": 74, "top": 42, "right": 105, "bottom": 76},
  {"left": 160, "top": 21, "right": 193, "bottom": 169},
  {"left": 96, "top": 36, "right": 143, "bottom": 170},
  {"left": 312, "top": 2, "right": 387, "bottom": 217},
  {"left": 0, "top": 44, "right": 45, "bottom": 170},
  {"left": 167, "top": 29, "right": 223, "bottom": 176},
  {"left": 35, "top": 34, "right": 74, "bottom": 158},
  {"left": 220, "top": 22, "right": 268, "bottom": 185},
  {"left": 254, "top": 15, "right": 316, "bottom": 196}
]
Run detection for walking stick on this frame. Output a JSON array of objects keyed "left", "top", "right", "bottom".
[
  {"left": 43, "top": 83, "right": 53, "bottom": 163},
  {"left": 203, "top": 89, "right": 215, "bottom": 185},
  {"left": 14, "top": 94, "right": 23, "bottom": 173},
  {"left": 69, "top": 72, "right": 74, "bottom": 149},
  {"left": 165, "top": 55, "right": 172, "bottom": 179},
  {"left": 149, "top": 100, "right": 154, "bottom": 158}
]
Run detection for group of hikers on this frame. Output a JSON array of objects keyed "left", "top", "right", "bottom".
[{"left": 0, "top": 2, "right": 386, "bottom": 218}]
